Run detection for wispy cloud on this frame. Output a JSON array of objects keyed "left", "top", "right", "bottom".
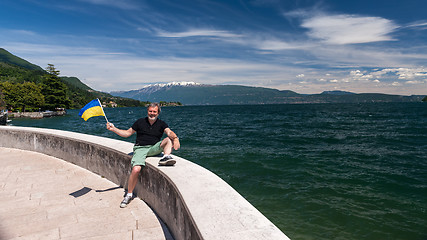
[
  {"left": 7, "top": 29, "right": 38, "bottom": 36},
  {"left": 78, "top": 0, "right": 138, "bottom": 10},
  {"left": 156, "top": 29, "right": 242, "bottom": 38},
  {"left": 404, "top": 21, "right": 427, "bottom": 30},
  {"left": 251, "top": 39, "right": 310, "bottom": 51}
]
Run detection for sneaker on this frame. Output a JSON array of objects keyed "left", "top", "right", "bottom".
[
  {"left": 158, "top": 156, "right": 176, "bottom": 166},
  {"left": 120, "top": 195, "right": 133, "bottom": 208}
]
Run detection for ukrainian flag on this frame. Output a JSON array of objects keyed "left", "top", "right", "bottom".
[{"left": 79, "top": 99, "right": 105, "bottom": 121}]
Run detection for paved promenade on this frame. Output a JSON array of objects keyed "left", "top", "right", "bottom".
[{"left": 0, "top": 147, "right": 173, "bottom": 240}]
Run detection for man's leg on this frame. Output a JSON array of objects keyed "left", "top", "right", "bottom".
[
  {"left": 160, "top": 137, "right": 173, "bottom": 155},
  {"left": 120, "top": 165, "right": 141, "bottom": 208},
  {"left": 158, "top": 138, "right": 176, "bottom": 166},
  {"left": 127, "top": 165, "right": 142, "bottom": 194}
]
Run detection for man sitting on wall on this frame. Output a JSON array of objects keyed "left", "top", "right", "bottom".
[{"left": 106, "top": 102, "right": 180, "bottom": 208}]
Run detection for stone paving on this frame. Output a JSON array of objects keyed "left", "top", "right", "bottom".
[{"left": 0, "top": 147, "right": 173, "bottom": 240}]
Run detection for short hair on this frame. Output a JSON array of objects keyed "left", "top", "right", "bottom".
[{"left": 147, "top": 102, "right": 161, "bottom": 113}]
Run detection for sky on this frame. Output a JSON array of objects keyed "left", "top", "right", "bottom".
[{"left": 1, "top": 0, "right": 426, "bottom": 95}]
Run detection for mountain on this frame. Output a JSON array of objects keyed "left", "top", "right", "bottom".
[
  {"left": 111, "top": 82, "right": 302, "bottom": 105},
  {"left": 111, "top": 82, "right": 425, "bottom": 105},
  {"left": 0, "top": 48, "right": 43, "bottom": 71},
  {"left": 60, "top": 76, "right": 93, "bottom": 91},
  {"left": 321, "top": 90, "right": 355, "bottom": 95}
]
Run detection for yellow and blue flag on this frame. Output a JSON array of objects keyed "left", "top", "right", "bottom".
[{"left": 79, "top": 99, "right": 105, "bottom": 121}]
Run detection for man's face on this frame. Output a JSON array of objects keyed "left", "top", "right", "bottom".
[{"left": 147, "top": 106, "right": 159, "bottom": 121}]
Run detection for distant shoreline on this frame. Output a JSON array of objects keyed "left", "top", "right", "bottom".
[{"left": 8, "top": 110, "right": 67, "bottom": 119}]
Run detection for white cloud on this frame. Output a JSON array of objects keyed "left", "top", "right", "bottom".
[
  {"left": 299, "top": 13, "right": 398, "bottom": 44},
  {"left": 371, "top": 67, "right": 427, "bottom": 80},
  {"left": 350, "top": 70, "right": 363, "bottom": 77},
  {"left": 406, "top": 80, "right": 424, "bottom": 84}
]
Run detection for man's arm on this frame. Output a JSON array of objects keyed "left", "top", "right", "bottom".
[
  {"left": 106, "top": 122, "right": 135, "bottom": 138},
  {"left": 165, "top": 127, "right": 180, "bottom": 150}
]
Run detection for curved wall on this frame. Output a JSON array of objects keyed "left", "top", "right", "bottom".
[{"left": 0, "top": 126, "right": 289, "bottom": 240}]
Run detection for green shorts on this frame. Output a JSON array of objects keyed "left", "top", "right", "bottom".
[{"left": 131, "top": 141, "right": 163, "bottom": 167}]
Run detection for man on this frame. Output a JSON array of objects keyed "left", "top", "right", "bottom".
[{"left": 106, "top": 102, "right": 180, "bottom": 208}]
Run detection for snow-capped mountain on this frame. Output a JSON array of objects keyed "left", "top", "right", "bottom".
[
  {"left": 143, "top": 81, "right": 201, "bottom": 88},
  {"left": 112, "top": 82, "right": 203, "bottom": 97},
  {"left": 140, "top": 82, "right": 201, "bottom": 94}
]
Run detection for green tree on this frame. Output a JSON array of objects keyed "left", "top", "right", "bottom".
[
  {"left": 0, "top": 81, "right": 18, "bottom": 110},
  {"left": 41, "top": 64, "right": 71, "bottom": 110},
  {"left": 0, "top": 81, "right": 44, "bottom": 111},
  {"left": 19, "top": 82, "right": 45, "bottom": 111},
  {"left": 46, "top": 63, "right": 60, "bottom": 76}
]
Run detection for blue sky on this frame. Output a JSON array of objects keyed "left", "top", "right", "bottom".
[{"left": 1, "top": 0, "right": 426, "bottom": 95}]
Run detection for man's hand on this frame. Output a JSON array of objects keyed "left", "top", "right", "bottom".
[
  {"left": 173, "top": 138, "right": 180, "bottom": 150},
  {"left": 106, "top": 122, "right": 114, "bottom": 130},
  {"left": 165, "top": 128, "right": 180, "bottom": 150}
]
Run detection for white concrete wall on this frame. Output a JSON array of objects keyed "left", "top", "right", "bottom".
[{"left": 0, "top": 126, "right": 290, "bottom": 240}]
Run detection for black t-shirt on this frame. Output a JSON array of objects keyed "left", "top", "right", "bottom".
[{"left": 131, "top": 117, "right": 168, "bottom": 146}]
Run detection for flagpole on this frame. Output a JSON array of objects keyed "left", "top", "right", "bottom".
[{"left": 97, "top": 98, "right": 109, "bottom": 123}]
